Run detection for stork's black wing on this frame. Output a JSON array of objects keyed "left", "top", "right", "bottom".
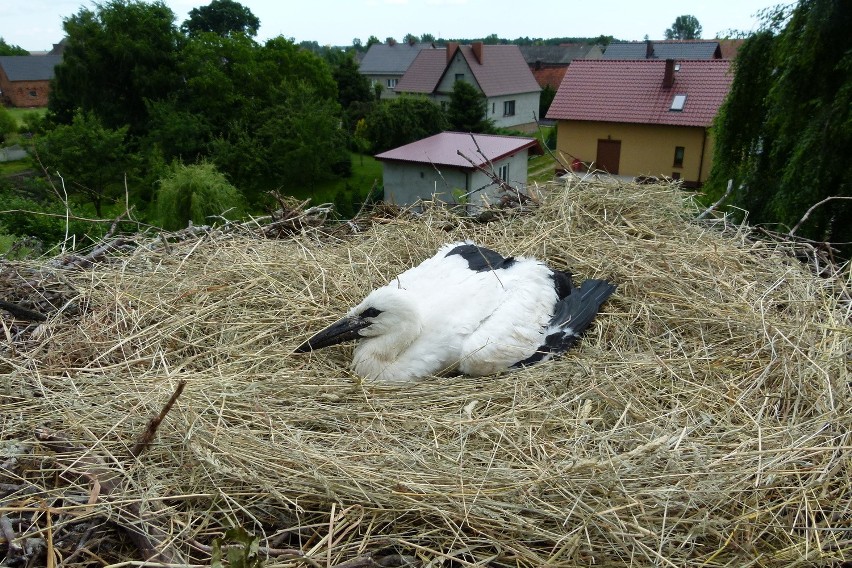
[{"left": 445, "top": 243, "right": 515, "bottom": 272}]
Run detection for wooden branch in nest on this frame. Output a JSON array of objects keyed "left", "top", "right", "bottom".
[
  {"left": 456, "top": 149, "right": 537, "bottom": 208},
  {"left": 789, "top": 196, "right": 852, "bottom": 237},
  {"left": 0, "top": 299, "right": 48, "bottom": 322},
  {"left": 698, "top": 179, "right": 734, "bottom": 220},
  {"left": 130, "top": 380, "right": 186, "bottom": 458},
  {"left": 52, "top": 238, "right": 130, "bottom": 270},
  {"left": 34, "top": 427, "right": 185, "bottom": 564},
  {"left": 260, "top": 192, "right": 332, "bottom": 238}
]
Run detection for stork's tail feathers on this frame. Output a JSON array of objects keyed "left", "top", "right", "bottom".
[
  {"left": 555, "top": 278, "right": 616, "bottom": 334},
  {"left": 513, "top": 278, "right": 615, "bottom": 368}
]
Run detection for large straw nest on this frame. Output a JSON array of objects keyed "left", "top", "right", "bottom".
[{"left": 1, "top": 178, "right": 850, "bottom": 567}]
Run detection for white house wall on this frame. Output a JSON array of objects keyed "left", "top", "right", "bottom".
[
  {"left": 382, "top": 162, "right": 469, "bottom": 206},
  {"left": 364, "top": 74, "right": 403, "bottom": 99},
  {"left": 382, "top": 152, "right": 530, "bottom": 209},
  {"left": 433, "top": 53, "right": 540, "bottom": 130},
  {"left": 466, "top": 151, "right": 530, "bottom": 207},
  {"left": 486, "top": 92, "right": 540, "bottom": 130}
]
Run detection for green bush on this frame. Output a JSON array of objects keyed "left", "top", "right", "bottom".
[
  {"left": 0, "top": 106, "right": 18, "bottom": 143},
  {"left": 155, "top": 161, "right": 245, "bottom": 230}
]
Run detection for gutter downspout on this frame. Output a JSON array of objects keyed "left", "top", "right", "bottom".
[{"left": 697, "top": 127, "right": 708, "bottom": 184}]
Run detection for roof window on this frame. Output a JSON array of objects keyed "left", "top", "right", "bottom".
[{"left": 670, "top": 94, "right": 687, "bottom": 111}]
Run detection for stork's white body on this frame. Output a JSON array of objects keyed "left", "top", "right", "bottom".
[{"left": 297, "top": 242, "right": 615, "bottom": 383}]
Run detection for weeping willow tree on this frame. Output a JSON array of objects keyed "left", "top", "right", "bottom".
[
  {"left": 155, "top": 161, "right": 244, "bottom": 230},
  {"left": 707, "top": 0, "right": 852, "bottom": 255}
]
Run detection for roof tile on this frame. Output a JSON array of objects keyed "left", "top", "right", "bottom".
[
  {"left": 0, "top": 55, "right": 62, "bottom": 81},
  {"left": 546, "top": 59, "right": 732, "bottom": 128},
  {"left": 396, "top": 44, "right": 540, "bottom": 97},
  {"left": 375, "top": 132, "right": 541, "bottom": 169},
  {"left": 358, "top": 43, "right": 436, "bottom": 75}
]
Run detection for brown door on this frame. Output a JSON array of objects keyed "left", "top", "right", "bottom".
[{"left": 596, "top": 139, "right": 621, "bottom": 174}]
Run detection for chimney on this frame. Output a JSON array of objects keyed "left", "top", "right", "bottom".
[
  {"left": 645, "top": 39, "right": 654, "bottom": 59},
  {"left": 472, "top": 41, "right": 484, "bottom": 64},
  {"left": 663, "top": 58, "right": 676, "bottom": 88},
  {"left": 447, "top": 41, "right": 459, "bottom": 63}
]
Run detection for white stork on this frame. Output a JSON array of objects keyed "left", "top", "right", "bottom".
[{"left": 296, "top": 242, "right": 615, "bottom": 383}]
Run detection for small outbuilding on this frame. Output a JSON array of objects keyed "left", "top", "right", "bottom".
[{"left": 375, "top": 131, "right": 542, "bottom": 209}]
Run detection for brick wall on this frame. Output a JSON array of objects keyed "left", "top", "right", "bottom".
[{"left": 0, "top": 68, "right": 50, "bottom": 107}]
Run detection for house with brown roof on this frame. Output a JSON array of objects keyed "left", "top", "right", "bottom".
[
  {"left": 0, "top": 55, "right": 62, "bottom": 107},
  {"left": 546, "top": 58, "right": 733, "bottom": 186},
  {"left": 520, "top": 44, "right": 603, "bottom": 90},
  {"left": 375, "top": 131, "right": 542, "bottom": 208},
  {"left": 395, "top": 42, "right": 541, "bottom": 131},
  {"left": 358, "top": 40, "right": 437, "bottom": 99}
]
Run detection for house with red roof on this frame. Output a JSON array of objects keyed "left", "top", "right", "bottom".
[
  {"left": 520, "top": 44, "right": 603, "bottom": 91},
  {"left": 395, "top": 42, "right": 541, "bottom": 132},
  {"left": 375, "top": 131, "right": 542, "bottom": 208},
  {"left": 546, "top": 58, "right": 733, "bottom": 186}
]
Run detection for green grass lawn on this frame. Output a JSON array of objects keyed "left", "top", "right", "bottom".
[
  {"left": 289, "top": 153, "right": 383, "bottom": 205},
  {"left": 7, "top": 106, "right": 47, "bottom": 128}
]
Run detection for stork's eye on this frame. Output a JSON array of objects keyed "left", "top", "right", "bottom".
[{"left": 360, "top": 307, "right": 382, "bottom": 319}]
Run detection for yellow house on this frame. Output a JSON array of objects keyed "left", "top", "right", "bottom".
[{"left": 546, "top": 58, "right": 732, "bottom": 187}]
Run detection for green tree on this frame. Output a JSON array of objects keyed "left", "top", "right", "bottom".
[
  {"left": 664, "top": 15, "right": 703, "bottom": 39},
  {"left": 48, "top": 0, "right": 181, "bottom": 135},
  {"left": 155, "top": 161, "right": 244, "bottom": 230},
  {"left": 366, "top": 96, "right": 447, "bottom": 152},
  {"left": 366, "top": 35, "right": 381, "bottom": 49},
  {"left": 0, "top": 37, "right": 29, "bottom": 56},
  {"left": 539, "top": 84, "right": 557, "bottom": 119},
  {"left": 0, "top": 106, "right": 17, "bottom": 143},
  {"left": 447, "top": 80, "right": 493, "bottom": 133},
  {"left": 421, "top": 33, "right": 436, "bottom": 43},
  {"left": 181, "top": 0, "right": 260, "bottom": 38},
  {"left": 403, "top": 33, "right": 419, "bottom": 45},
  {"left": 708, "top": 0, "right": 852, "bottom": 251},
  {"left": 209, "top": 81, "right": 347, "bottom": 194},
  {"left": 334, "top": 54, "right": 373, "bottom": 130},
  {"left": 33, "top": 111, "right": 135, "bottom": 216}
]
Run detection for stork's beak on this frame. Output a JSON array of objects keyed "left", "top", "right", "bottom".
[{"left": 295, "top": 315, "right": 372, "bottom": 352}]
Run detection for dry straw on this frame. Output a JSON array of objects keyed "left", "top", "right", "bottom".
[{"left": 1, "top": 177, "right": 850, "bottom": 567}]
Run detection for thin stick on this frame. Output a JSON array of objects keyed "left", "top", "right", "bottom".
[
  {"left": 130, "top": 380, "right": 187, "bottom": 458},
  {"left": 789, "top": 195, "right": 852, "bottom": 236},
  {"left": 698, "top": 178, "right": 734, "bottom": 219}
]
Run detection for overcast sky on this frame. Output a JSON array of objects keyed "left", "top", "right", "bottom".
[{"left": 2, "top": 0, "right": 782, "bottom": 52}]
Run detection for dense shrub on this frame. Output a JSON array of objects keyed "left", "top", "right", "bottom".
[{"left": 155, "top": 161, "right": 244, "bottom": 230}]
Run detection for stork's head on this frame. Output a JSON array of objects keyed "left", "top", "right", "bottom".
[{"left": 295, "top": 287, "right": 422, "bottom": 353}]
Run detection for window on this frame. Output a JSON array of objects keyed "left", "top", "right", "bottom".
[
  {"left": 503, "top": 100, "right": 515, "bottom": 116},
  {"left": 387, "top": 78, "right": 398, "bottom": 89},
  {"left": 673, "top": 146, "right": 685, "bottom": 167},
  {"left": 670, "top": 94, "right": 687, "bottom": 111},
  {"left": 455, "top": 73, "right": 465, "bottom": 82},
  {"left": 498, "top": 163, "right": 509, "bottom": 181}
]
